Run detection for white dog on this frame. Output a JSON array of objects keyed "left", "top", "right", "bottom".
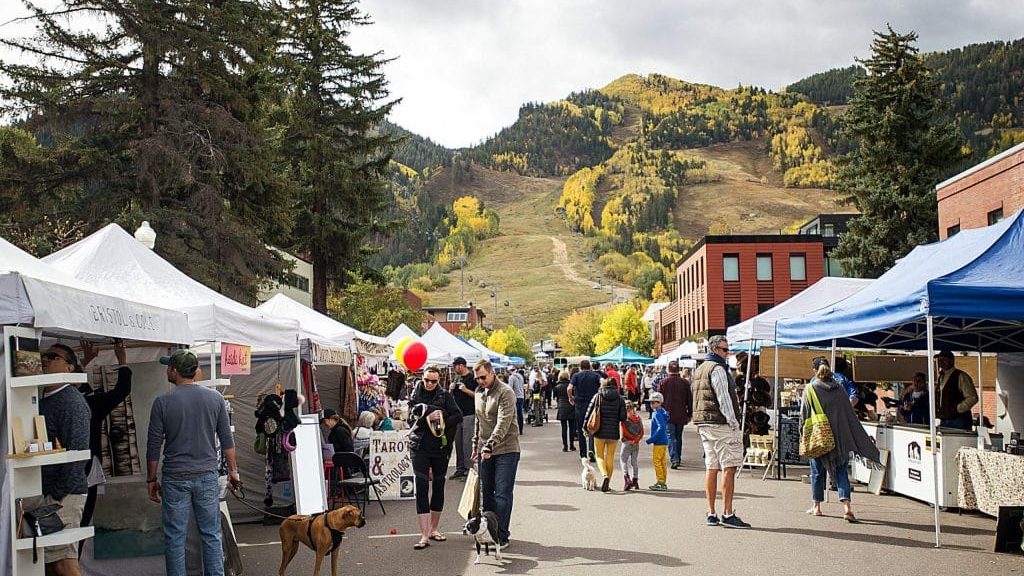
[{"left": 580, "top": 458, "right": 598, "bottom": 491}]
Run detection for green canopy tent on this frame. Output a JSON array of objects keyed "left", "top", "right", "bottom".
[{"left": 592, "top": 343, "right": 654, "bottom": 365}]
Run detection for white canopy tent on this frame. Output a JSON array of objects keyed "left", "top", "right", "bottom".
[
  {"left": 421, "top": 323, "right": 482, "bottom": 364},
  {"left": 255, "top": 293, "right": 390, "bottom": 356},
  {"left": 468, "top": 338, "right": 510, "bottom": 364},
  {"left": 653, "top": 340, "right": 700, "bottom": 366},
  {"left": 2, "top": 235, "right": 192, "bottom": 576},
  {"left": 386, "top": 324, "right": 453, "bottom": 365},
  {"left": 44, "top": 224, "right": 299, "bottom": 351}
]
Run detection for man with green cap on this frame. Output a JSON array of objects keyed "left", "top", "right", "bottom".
[{"left": 147, "top": 349, "right": 239, "bottom": 576}]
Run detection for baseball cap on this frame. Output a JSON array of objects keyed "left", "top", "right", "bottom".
[
  {"left": 649, "top": 392, "right": 664, "bottom": 403},
  {"left": 160, "top": 349, "right": 199, "bottom": 376},
  {"left": 453, "top": 356, "right": 467, "bottom": 366}
]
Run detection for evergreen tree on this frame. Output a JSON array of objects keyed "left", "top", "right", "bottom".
[
  {"left": 832, "top": 26, "right": 964, "bottom": 278},
  {"left": 276, "top": 0, "right": 400, "bottom": 311},
  {"left": 0, "top": 1, "right": 293, "bottom": 302}
]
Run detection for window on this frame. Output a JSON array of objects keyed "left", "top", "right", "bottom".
[
  {"left": 758, "top": 303, "right": 774, "bottom": 314},
  {"left": 723, "top": 255, "right": 739, "bottom": 281},
  {"left": 724, "top": 304, "right": 741, "bottom": 326},
  {"left": 988, "top": 208, "right": 1004, "bottom": 226},
  {"left": 947, "top": 224, "right": 960, "bottom": 237},
  {"left": 806, "top": 224, "right": 819, "bottom": 235},
  {"left": 826, "top": 256, "right": 845, "bottom": 277},
  {"left": 446, "top": 312, "right": 468, "bottom": 322},
  {"left": 756, "top": 254, "right": 773, "bottom": 281},
  {"left": 281, "top": 272, "right": 310, "bottom": 292},
  {"left": 823, "top": 223, "right": 835, "bottom": 237},
  {"left": 790, "top": 254, "right": 807, "bottom": 281}
]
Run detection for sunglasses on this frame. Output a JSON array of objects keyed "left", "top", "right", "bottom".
[
  {"left": 423, "top": 378, "right": 439, "bottom": 384},
  {"left": 42, "top": 352, "right": 70, "bottom": 363},
  {"left": 474, "top": 375, "right": 489, "bottom": 382}
]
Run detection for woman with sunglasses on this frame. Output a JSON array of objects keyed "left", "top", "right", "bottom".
[{"left": 407, "top": 365, "right": 463, "bottom": 550}]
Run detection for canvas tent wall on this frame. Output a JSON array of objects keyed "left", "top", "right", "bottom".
[
  {"left": 654, "top": 341, "right": 700, "bottom": 366},
  {"left": 421, "top": 323, "right": 481, "bottom": 363},
  {"left": 1, "top": 235, "right": 192, "bottom": 576},
  {"left": 776, "top": 209, "right": 1024, "bottom": 547},
  {"left": 387, "top": 324, "right": 453, "bottom": 365}
]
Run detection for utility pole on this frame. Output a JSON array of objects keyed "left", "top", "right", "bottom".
[{"left": 459, "top": 253, "right": 466, "bottom": 302}]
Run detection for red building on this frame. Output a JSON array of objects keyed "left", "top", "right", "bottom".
[
  {"left": 422, "top": 304, "right": 486, "bottom": 335},
  {"left": 937, "top": 140, "right": 1024, "bottom": 239},
  {"left": 657, "top": 235, "right": 825, "bottom": 353}
]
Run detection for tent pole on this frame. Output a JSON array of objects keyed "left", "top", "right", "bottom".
[
  {"left": 773, "top": 337, "right": 782, "bottom": 480},
  {"left": 926, "top": 316, "right": 941, "bottom": 548},
  {"left": 977, "top": 340, "right": 984, "bottom": 448},
  {"left": 830, "top": 338, "right": 836, "bottom": 367},
  {"left": 739, "top": 340, "right": 755, "bottom": 439},
  {"left": 210, "top": 341, "right": 218, "bottom": 381},
  {"left": 295, "top": 349, "right": 304, "bottom": 415}
]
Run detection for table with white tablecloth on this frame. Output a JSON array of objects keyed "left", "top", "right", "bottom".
[{"left": 956, "top": 447, "right": 1024, "bottom": 517}]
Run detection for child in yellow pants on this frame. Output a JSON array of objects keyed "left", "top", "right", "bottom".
[{"left": 646, "top": 393, "right": 669, "bottom": 490}]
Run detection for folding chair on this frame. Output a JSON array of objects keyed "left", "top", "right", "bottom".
[{"left": 332, "top": 451, "right": 386, "bottom": 516}]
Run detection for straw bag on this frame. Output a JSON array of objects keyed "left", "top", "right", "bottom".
[{"left": 799, "top": 386, "right": 835, "bottom": 458}]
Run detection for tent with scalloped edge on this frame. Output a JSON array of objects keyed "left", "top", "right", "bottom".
[
  {"left": 592, "top": 343, "right": 654, "bottom": 365},
  {"left": 420, "top": 322, "right": 481, "bottom": 363},
  {"left": 386, "top": 323, "right": 453, "bottom": 366}
]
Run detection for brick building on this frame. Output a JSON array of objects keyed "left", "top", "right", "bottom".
[
  {"left": 656, "top": 235, "right": 825, "bottom": 354},
  {"left": 422, "top": 304, "right": 486, "bottom": 335},
  {"left": 936, "top": 140, "right": 1024, "bottom": 239},
  {"left": 798, "top": 213, "right": 857, "bottom": 277}
]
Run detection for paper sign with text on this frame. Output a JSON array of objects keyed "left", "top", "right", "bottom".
[
  {"left": 368, "top": 430, "right": 415, "bottom": 500},
  {"left": 220, "top": 343, "right": 251, "bottom": 375}
]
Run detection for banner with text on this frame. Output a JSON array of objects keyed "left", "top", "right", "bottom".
[
  {"left": 221, "top": 342, "right": 252, "bottom": 375},
  {"left": 368, "top": 430, "right": 415, "bottom": 500}
]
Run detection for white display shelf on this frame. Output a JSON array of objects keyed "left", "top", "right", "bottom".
[
  {"left": 15, "top": 526, "right": 94, "bottom": 550},
  {"left": 196, "top": 378, "right": 231, "bottom": 388},
  {"left": 10, "top": 450, "right": 91, "bottom": 469},
  {"left": 8, "top": 373, "right": 88, "bottom": 389}
]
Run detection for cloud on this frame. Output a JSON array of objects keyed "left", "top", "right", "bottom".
[{"left": 349, "top": 0, "right": 1024, "bottom": 148}]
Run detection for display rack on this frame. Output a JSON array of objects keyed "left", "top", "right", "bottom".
[
  {"left": 741, "top": 433, "right": 776, "bottom": 480},
  {"left": 4, "top": 326, "right": 94, "bottom": 576}
]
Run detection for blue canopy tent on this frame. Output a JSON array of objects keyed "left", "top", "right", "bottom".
[
  {"left": 592, "top": 343, "right": 654, "bottom": 365},
  {"left": 776, "top": 209, "right": 1024, "bottom": 547}
]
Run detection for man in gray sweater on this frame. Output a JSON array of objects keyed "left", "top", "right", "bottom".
[{"left": 147, "top": 349, "right": 239, "bottom": 576}]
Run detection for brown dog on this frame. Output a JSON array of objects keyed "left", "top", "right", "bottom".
[{"left": 278, "top": 505, "right": 366, "bottom": 576}]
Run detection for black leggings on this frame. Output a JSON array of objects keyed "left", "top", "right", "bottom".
[
  {"left": 411, "top": 452, "right": 448, "bottom": 514},
  {"left": 560, "top": 417, "right": 576, "bottom": 449}
]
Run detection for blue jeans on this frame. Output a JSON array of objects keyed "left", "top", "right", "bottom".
[
  {"left": 810, "top": 458, "right": 851, "bottom": 503},
  {"left": 478, "top": 452, "right": 520, "bottom": 543},
  {"left": 162, "top": 472, "right": 223, "bottom": 576},
  {"left": 667, "top": 423, "right": 684, "bottom": 465}
]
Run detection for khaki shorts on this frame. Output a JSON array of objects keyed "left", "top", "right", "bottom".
[
  {"left": 698, "top": 424, "right": 744, "bottom": 470},
  {"left": 22, "top": 493, "right": 87, "bottom": 562}
]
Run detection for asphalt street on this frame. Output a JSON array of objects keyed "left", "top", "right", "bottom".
[{"left": 236, "top": 408, "right": 1021, "bottom": 575}]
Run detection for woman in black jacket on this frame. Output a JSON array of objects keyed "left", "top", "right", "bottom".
[
  {"left": 407, "top": 366, "right": 463, "bottom": 549},
  {"left": 585, "top": 378, "right": 627, "bottom": 492},
  {"left": 554, "top": 370, "right": 575, "bottom": 452}
]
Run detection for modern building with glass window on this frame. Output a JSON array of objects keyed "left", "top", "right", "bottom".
[{"left": 654, "top": 213, "right": 856, "bottom": 353}]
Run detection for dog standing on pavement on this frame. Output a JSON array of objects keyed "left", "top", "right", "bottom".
[
  {"left": 580, "top": 457, "right": 598, "bottom": 491},
  {"left": 278, "top": 505, "right": 366, "bottom": 576},
  {"left": 463, "top": 510, "right": 503, "bottom": 564}
]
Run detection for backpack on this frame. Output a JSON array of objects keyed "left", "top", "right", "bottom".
[{"left": 622, "top": 413, "right": 644, "bottom": 442}]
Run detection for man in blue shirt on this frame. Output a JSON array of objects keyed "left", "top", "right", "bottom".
[{"left": 567, "top": 359, "right": 602, "bottom": 461}]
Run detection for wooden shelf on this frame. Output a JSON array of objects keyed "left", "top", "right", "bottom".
[
  {"left": 15, "top": 527, "right": 93, "bottom": 550},
  {"left": 8, "top": 373, "right": 88, "bottom": 389},
  {"left": 9, "top": 450, "right": 91, "bottom": 468}
]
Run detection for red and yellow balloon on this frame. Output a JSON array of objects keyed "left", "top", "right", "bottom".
[{"left": 393, "top": 336, "right": 428, "bottom": 372}]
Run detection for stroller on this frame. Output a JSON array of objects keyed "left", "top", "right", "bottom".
[{"left": 525, "top": 379, "right": 549, "bottom": 426}]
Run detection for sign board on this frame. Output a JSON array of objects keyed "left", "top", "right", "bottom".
[
  {"left": 779, "top": 416, "right": 807, "bottom": 465},
  {"left": 853, "top": 354, "right": 997, "bottom": 387},
  {"left": 368, "top": 430, "right": 415, "bottom": 500},
  {"left": 759, "top": 348, "right": 826, "bottom": 380},
  {"left": 290, "top": 415, "right": 327, "bottom": 515},
  {"left": 220, "top": 342, "right": 251, "bottom": 375}
]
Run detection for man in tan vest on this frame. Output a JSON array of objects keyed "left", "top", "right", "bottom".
[{"left": 692, "top": 335, "right": 750, "bottom": 528}]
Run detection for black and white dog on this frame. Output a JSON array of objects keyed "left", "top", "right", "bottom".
[{"left": 463, "top": 511, "right": 503, "bottom": 564}]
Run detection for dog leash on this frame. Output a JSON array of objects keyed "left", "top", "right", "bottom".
[{"left": 229, "top": 485, "right": 298, "bottom": 521}]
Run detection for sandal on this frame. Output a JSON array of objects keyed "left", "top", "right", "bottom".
[
  {"left": 806, "top": 508, "right": 822, "bottom": 516},
  {"left": 844, "top": 512, "right": 859, "bottom": 523},
  {"left": 429, "top": 532, "right": 447, "bottom": 542},
  {"left": 414, "top": 540, "right": 430, "bottom": 550}
]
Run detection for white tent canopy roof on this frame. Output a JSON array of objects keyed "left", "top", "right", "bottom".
[
  {"left": 726, "top": 277, "right": 872, "bottom": 343},
  {"left": 256, "top": 293, "right": 389, "bottom": 351},
  {"left": 0, "top": 235, "right": 191, "bottom": 342},
  {"left": 44, "top": 224, "right": 298, "bottom": 351},
  {"left": 654, "top": 340, "right": 699, "bottom": 366},
  {"left": 421, "top": 323, "right": 482, "bottom": 363},
  {"left": 386, "top": 323, "right": 452, "bottom": 365},
  {"left": 467, "top": 338, "right": 510, "bottom": 363}
]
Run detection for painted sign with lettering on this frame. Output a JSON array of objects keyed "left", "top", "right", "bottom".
[
  {"left": 368, "top": 430, "right": 415, "bottom": 500},
  {"left": 220, "top": 342, "right": 251, "bottom": 375}
]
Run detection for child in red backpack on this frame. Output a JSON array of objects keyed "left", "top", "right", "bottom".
[{"left": 620, "top": 401, "right": 645, "bottom": 490}]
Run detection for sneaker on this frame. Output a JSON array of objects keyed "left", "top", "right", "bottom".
[
  {"left": 601, "top": 477, "right": 610, "bottom": 493},
  {"left": 623, "top": 474, "right": 632, "bottom": 491},
  {"left": 721, "top": 514, "right": 751, "bottom": 529},
  {"left": 631, "top": 477, "right": 639, "bottom": 490},
  {"left": 670, "top": 462, "right": 681, "bottom": 470},
  {"left": 649, "top": 482, "right": 668, "bottom": 491},
  {"left": 706, "top": 514, "right": 720, "bottom": 527}
]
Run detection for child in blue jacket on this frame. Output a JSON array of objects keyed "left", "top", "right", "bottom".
[{"left": 646, "top": 392, "right": 669, "bottom": 490}]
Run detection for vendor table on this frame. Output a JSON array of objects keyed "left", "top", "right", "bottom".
[
  {"left": 851, "top": 422, "right": 976, "bottom": 507},
  {"left": 956, "top": 447, "right": 1024, "bottom": 517}
]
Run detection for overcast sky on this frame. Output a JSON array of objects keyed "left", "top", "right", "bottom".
[{"left": 347, "top": 0, "right": 1024, "bottom": 148}]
